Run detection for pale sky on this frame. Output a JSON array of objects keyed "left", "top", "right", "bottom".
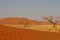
[{"left": 0, "top": 0, "right": 60, "bottom": 21}]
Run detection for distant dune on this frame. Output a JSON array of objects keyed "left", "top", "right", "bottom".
[
  {"left": 0, "top": 17, "right": 41, "bottom": 25},
  {"left": 0, "top": 17, "right": 60, "bottom": 25},
  {"left": 0, "top": 24, "right": 60, "bottom": 40}
]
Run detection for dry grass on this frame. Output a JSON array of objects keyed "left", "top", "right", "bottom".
[{"left": 3, "top": 24, "right": 60, "bottom": 32}]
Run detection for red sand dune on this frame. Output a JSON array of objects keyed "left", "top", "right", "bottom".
[
  {"left": 0, "top": 17, "right": 55, "bottom": 25},
  {"left": 0, "top": 17, "right": 60, "bottom": 26},
  {"left": 0, "top": 17, "right": 41, "bottom": 25},
  {"left": 0, "top": 25, "right": 60, "bottom": 40}
]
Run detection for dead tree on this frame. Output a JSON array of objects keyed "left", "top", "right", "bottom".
[
  {"left": 24, "top": 19, "right": 29, "bottom": 27},
  {"left": 25, "top": 19, "right": 31, "bottom": 27},
  {"left": 18, "top": 18, "right": 31, "bottom": 27},
  {"left": 42, "top": 16, "right": 60, "bottom": 28},
  {"left": 18, "top": 20, "right": 28, "bottom": 27}
]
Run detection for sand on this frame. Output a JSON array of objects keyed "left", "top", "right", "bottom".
[{"left": 0, "top": 25, "right": 60, "bottom": 40}]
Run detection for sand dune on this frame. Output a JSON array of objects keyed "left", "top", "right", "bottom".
[
  {"left": 0, "top": 17, "right": 41, "bottom": 25},
  {"left": 0, "top": 17, "right": 60, "bottom": 25},
  {"left": 0, "top": 17, "right": 60, "bottom": 32},
  {"left": 0, "top": 24, "right": 60, "bottom": 40}
]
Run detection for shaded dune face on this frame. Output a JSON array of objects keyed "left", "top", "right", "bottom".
[{"left": 0, "top": 25, "right": 60, "bottom": 40}]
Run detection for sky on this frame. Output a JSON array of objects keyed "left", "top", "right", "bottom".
[{"left": 0, "top": 0, "right": 60, "bottom": 21}]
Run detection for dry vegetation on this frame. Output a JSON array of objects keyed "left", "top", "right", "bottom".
[{"left": 3, "top": 24, "right": 60, "bottom": 32}]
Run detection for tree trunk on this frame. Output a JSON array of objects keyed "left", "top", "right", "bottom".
[
  {"left": 53, "top": 24, "right": 55, "bottom": 28},
  {"left": 25, "top": 25, "right": 27, "bottom": 27}
]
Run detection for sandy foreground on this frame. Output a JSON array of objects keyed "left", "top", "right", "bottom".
[{"left": 0, "top": 24, "right": 60, "bottom": 40}]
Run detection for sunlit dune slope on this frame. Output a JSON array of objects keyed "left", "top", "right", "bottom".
[
  {"left": 0, "top": 17, "right": 41, "bottom": 25},
  {"left": 0, "top": 25, "right": 60, "bottom": 40}
]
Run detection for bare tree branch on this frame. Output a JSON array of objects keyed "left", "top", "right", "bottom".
[{"left": 42, "top": 16, "right": 60, "bottom": 28}]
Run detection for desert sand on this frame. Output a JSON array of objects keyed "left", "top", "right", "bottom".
[
  {"left": 0, "top": 17, "right": 60, "bottom": 40},
  {"left": 0, "top": 25, "right": 60, "bottom": 40},
  {"left": 0, "top": 17, "right": 60, "bottom": 32}
]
